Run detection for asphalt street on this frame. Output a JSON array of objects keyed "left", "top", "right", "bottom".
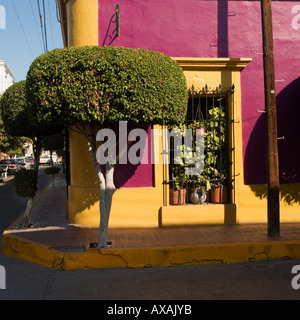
[{"left": 0, "top": 167, "right": 300, "bottom": 301}]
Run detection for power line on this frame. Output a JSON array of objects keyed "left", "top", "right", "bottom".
[
  {"left": 37, "top": 0, "right": 47, "bottom": 53},
  {"left": 47, "top": 0, "right": 55, "bottom": 49},
  {"left": 42, "top": 0, "right": 48, "bottom": 52},
  {"left": 12, "top": 0, "right": 35, "bottom": 59},
  {"left": 30, "top": 0, "right": 43, "bottom": 52}
]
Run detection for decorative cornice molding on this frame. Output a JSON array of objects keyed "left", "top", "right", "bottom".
[{"left": 172, "top": 57, "right": 252, "bottom": 71}]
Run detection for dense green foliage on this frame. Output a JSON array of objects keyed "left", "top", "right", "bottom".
[
  {"left": 0, "top": 81, "right": 31, "bottom": 137},
  {"left": 26, "top": 46, "right": 188, "bottom": 127},
  {"left": 0, "top": 80, "right": 61, "bottom": 138},
  {"left": 1, "top": 80, "right": 63, "bottom": 175},
  {"left": 0, "top": 84, "right": 32, "bottom": 155},
  {"left": 44, "top": 166, "right": 61, "bottom": 175},
  {"left": 170, "top": 105, "right": 228, "bottom": 192},
  {"left": 43, "top": 132, "right": 65, "bottom": 156},
  {"left": 14, "top": 169, "right": 38, "bottom": 198}
]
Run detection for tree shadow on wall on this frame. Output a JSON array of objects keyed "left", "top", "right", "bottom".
[
  {"left": 74, "top": 124, "right": 151, "bottom": 215},
  {"left": 244, "top": 77, "right": 300, "bottom": 205}
]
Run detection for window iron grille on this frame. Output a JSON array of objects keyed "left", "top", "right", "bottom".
[{"left": 163, "top": 84, "right": 235, "bottom": 206}]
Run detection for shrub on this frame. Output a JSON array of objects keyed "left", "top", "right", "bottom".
[
  {"left": 14, "top": 170, "right": 38, "bottom": 198},
  {"left": 44, "top": 166, "right": 61, "bottom": 175},
  {"left": 26, "top": 46, "right": 188, "bottom": 127}
]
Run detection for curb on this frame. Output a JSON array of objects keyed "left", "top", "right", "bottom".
[{"left": 2, "top": 230, "right": 300, "bottom": 270}]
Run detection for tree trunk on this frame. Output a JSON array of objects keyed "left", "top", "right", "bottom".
[
  {"left": 98, "top": 163, "right": 116, "bottom": 248},
  {"left": 24, "top": 196, "right": 34, "bottom": 227},
  {"left": 83, "top": 133, "right": 116, "bottom": 248},
  {"left": 50, "top": 151, "right": 55, "bottom": 187},
  {"left": 33, "top": 136, "right": 42, "bottom": 172}
]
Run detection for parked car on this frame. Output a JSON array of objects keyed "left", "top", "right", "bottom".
[
  {"left": 0, "top": 159, "right": 21, "bottom": 174},
  {"left": 39, "top": 156, "right": 52, "bottom": 165},
  {"left": 26, "top": 156, "right": 35, "bottom": 168},
  {"left": 16, "top": 157, "right": 31, "bottom": 170},
  {"left": 0, "top": 165, "right": 8, "bottom": 182}
]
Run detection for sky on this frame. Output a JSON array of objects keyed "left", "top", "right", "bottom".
[{"left": 0, "top": 0, "right": 63, "bottom": 82}]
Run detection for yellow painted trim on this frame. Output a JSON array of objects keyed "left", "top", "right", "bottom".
[
  {"left": 173, "top": 57, "right": 252, "bottom": 70},
  {"left": 3, "top": 232, "right": 300, "bottom": 270}
]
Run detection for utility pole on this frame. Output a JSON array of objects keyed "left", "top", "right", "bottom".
[{"left": 261, "top": 0, "right": 280, "bottom": 238}]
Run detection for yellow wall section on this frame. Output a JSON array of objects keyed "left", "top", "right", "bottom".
[
  {"left": 68, "top": 126, "right": 165, "bottom": 228},
  {"left": 65, "top": 0, "right": 98, "bottom": 46}
]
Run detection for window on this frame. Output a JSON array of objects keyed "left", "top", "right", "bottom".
[{"left": 165, "top": 85, "right": 235, "bottom": 205}]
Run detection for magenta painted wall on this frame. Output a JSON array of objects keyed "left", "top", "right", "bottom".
[
  {"left": 98, "top": 0, "right": 300, "bottom": 185},
  {"left": 113, "top": 125, "right": 153, "bottom": 188}
]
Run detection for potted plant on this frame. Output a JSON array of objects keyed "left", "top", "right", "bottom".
[
  {"left": 209, "top": 171, "right": 230, "bottom": 204},
  {"left": 169, "top": 175, "right": 187, "bottom": 205},
  {"left": 202, "top": 104, "right": 230, "bottom": 204},
  {"left": 168, "top": 126, "right": 187, "bottom": 205},
  {"left": 187, "top": 120, "right": 206, "bottom": 137},
  {"left": 187, "top": 174, "right": 207, "bottom": 204}
]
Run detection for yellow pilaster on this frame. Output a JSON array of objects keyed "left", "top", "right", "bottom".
[{"left": 64, "top": 0, "right": 98, "bottom": 47}]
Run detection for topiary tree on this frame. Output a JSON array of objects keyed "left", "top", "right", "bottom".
[
  {"left": 26, "top": 45, "right": 188, "bottom": 247},
  {"left": 14, "top": 169, "right": 38, "bottom": 227},
  {"left": 0, "top": 81, "right": 62, "bottom": 227},
  {"left": 0, "top": 81, "right": 62, "bottom": 171},
  {"left": 44, "top": 167, "right": 61, "bottom": 175},
  {"left": 44, "top": 166, "right": 61, "bottom": 187},
  {"left": 0, "top": 85, "right": 31, "bottom": 158}
]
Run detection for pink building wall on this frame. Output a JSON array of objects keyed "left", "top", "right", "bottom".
[
  {"left": 98, "top": 0, "right": 300, "bottom": 185},
  {"left": 113, "top": 125, "right": 152, "bottom": 188}
]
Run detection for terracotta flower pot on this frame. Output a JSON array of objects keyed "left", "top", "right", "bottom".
[
  {"left": 210, "top": 185, "right": 229, "bottom": 203},
  {"left": 194, "top": 127, "right": 205, "bottom": 136},
  {"left": 169, "top": 189, "right": 186, "bottom": 205}
]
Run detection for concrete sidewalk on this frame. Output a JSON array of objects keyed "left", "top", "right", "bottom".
[{"left": 2, "top": 174, "right": 300, "bottom": 270}]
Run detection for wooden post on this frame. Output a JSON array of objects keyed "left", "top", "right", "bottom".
[{"left": 261, "top": 0, "right": 280, "bottom": 238}]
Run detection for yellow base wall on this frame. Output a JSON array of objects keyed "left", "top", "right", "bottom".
[
  {"left": 68, "top": 185, "right": 163, "bottom": 228},
  {"left": 159, "top": 204, "right": 237, "bottom": 227}
]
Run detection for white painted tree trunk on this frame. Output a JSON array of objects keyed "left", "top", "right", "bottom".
[
  {"left": 84, "top": 135, "right": 116, "bottom": 248},
  {"left": 98, "top": 163, "right": 116, "bottom": 248},
  {"left": 24, "top": 197, "right": 34, "bottom": 227}
]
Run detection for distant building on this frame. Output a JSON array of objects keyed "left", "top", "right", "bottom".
[{"left": 0, "top": 60, "right": 15, "bottom": 95}]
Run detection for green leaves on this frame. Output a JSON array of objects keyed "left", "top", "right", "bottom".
[
  {"left": 0, "top": 81, "right": 29, "bottom": 137},
  {"left": 44, "top": 167, "right": 61, "bottom": 175},
  {"left": 26, "top": 46, "right": 188, "bottom": 128},
  {"left": 14, "top": 169, "right": 38, "bottom": 198}
]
